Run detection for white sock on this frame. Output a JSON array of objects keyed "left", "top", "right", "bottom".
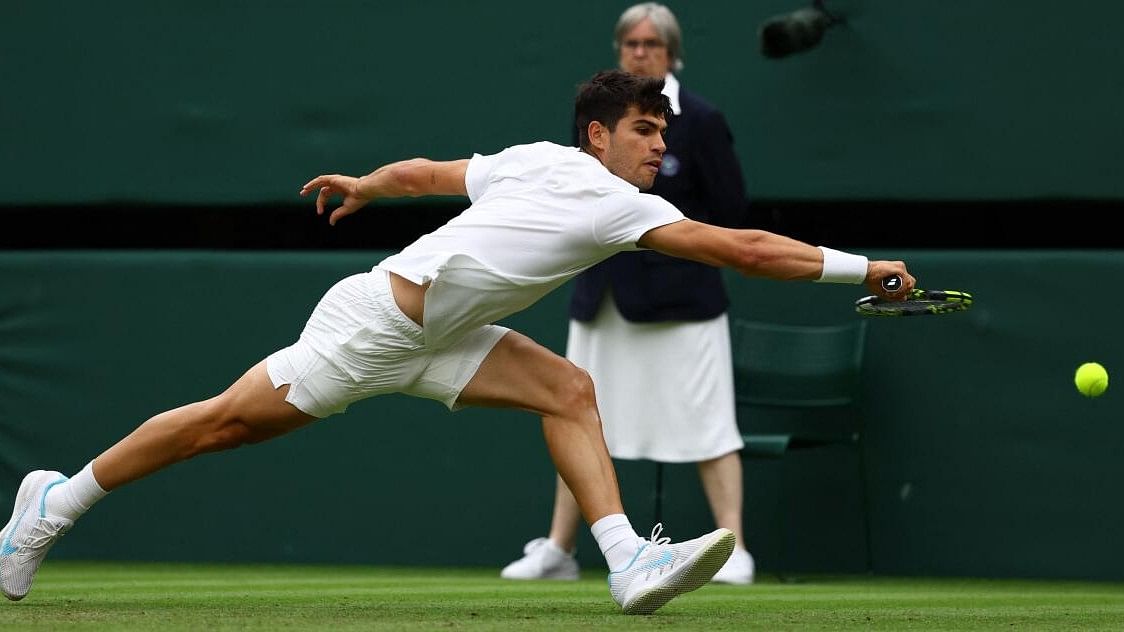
[
  {"left": 44, "top": 462, "right": 108, "bottom": 522},
  {"left": 591, "top": 514, "right": 641, "bottom": 571}
]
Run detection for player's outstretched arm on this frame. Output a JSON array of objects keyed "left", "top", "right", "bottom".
[
  {"left": 638, "top": 219, "right": 914, "bottom": 298},
  {"left": 300, "top": 158, "right": 470, "bottom": 226}
]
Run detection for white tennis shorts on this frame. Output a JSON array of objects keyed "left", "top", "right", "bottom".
[{"left": 266, "top": 270, "right": 509, "bottom": 418}]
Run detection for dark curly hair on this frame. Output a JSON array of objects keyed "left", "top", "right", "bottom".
[{"left": 574, "top": 70, "right": 672, "bottom": 151}]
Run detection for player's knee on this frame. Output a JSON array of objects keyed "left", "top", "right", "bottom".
[{"left": 553, "top": 363, "right": 598, "bottom": 415}]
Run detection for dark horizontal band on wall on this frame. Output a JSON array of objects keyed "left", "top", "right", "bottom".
[
  {"left": 754, "top": 199, "right": 1124, "bottom": 249},
  {"left": 1, "top": 200, "right": 1121, "bottom": 250}
]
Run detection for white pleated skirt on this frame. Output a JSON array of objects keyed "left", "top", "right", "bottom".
[{"left": 565, "top": 295, "right": 745, "bottom": 463}]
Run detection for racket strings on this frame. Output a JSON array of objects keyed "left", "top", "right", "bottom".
[{"left": 856, "top": 288, "right": 973, "bottom": 316}]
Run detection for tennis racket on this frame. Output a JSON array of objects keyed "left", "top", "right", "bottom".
[{"left": 855, "top": 275, "right": 973, "bottom": 317}]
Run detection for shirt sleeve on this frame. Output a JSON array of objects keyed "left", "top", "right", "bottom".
[
  {"left": 464, "top": 150, "right": 505, "bottom": 203},
  {"left": 593, "top": 192, "right": 686, "bottom": 250}
]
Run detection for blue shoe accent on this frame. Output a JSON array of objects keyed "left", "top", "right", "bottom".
[
  {"left": 607, "top": 545, "right": 673, "bottom": 578},
  {"left": 610, "top": 543, "right": 649, "bottom": 574},
  {"left": 0, "top": 519, "right": 23, "bottom": 555},
  {"left": 1, "top": 475, "right": 67, "bottom": 556},
  {"left": 634, "top": 550, "right": 673, "bottom": 572},
  {"left": 38, "top": 476, "right": 68, "bottom": 518}
]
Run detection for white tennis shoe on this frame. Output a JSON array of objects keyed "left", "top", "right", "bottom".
[
  {"left": 711, "top": 546, "right": 755, "bottom": 585},
  {"left": 500, "top": 537, "right": 579, "bottom": 580},
  {"left": 608, "top": 524, "right": 734, "bottom": 615},
  {"left": 1, "top": 470, "right": 73, "bottom": 601}
]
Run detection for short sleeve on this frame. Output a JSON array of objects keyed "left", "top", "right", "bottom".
[
  {"left": 594, "top": 192, "right": 686, "bottom": 249},
  {"left": 464, "top": 151, "right": 503, "bottom": 202}
]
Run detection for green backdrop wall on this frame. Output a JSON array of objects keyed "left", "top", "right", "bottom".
[
  {"left": 2, "top": 250, "right": 1122, "bottom": 579},
  {"left": 3, "top": 1, "right": 1122, "bottom": 204}
]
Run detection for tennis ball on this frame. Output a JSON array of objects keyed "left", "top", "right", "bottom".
[{"left": 1075, "top": 362, "right": 1108, "bottom": 397}]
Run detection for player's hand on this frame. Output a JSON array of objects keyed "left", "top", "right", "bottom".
[
  {"left": 866, "top": 260, "right": 914, "bottom": 300},
  {"left": 300, "top": 174, "right": 369, "bottom": 226}
]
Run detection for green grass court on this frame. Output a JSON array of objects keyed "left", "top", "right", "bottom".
[{"left": 3, "top": 563, "right": 1123, "bottom": 630}]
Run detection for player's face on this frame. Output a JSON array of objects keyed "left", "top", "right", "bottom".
[
  {"left": 602, "top": 107, "right": 667, "bottom": 190},
  {"left": 617, "top": 18, "right": 672, "bottom": 79}
]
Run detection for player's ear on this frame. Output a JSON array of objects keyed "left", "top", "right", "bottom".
[{"left": 588, "top": 120, "right": 610, "bottom": 153}]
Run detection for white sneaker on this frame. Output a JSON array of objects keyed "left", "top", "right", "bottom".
[
  {"left": 500, "top": 537, "right": 579, "bottom": 580},
  {"left": 1, "top": 470, "right": 73, "bottom": 601},
  {"left": 608, "top": 524, "right": 734, "bottom": 615},
  {"left": 711, "top": 546, "right": 755, "bottom": 585}
]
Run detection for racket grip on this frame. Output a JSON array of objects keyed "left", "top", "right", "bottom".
[{"left": 881, "top": 275, "right": 903, "bottom": 292}]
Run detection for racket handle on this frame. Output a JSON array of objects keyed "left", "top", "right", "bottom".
[{"left": 881, "top": 275, "right": 903, "bottom": 292}]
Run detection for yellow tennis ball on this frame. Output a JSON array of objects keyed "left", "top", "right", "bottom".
[{"left": 1075, "top": 362, "right": 1108, "bottom": 397}]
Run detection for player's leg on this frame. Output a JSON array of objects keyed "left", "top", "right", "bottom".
[
  {"left": 92, "top": 360, "right": 315, "bottom": 490},
  {"left": 699, "top": 450, "right": 755, "bottom": 584},
  {"left": 456, "top": 330, "right": 622, "bottom": 525},
  {"left": 456, "top": 331, "right": 734, "bottom": 613},
  {"left": 1, "top": 361, "right": 313, "bottom": 601},
  {"left": 4, "top": 270, "right": 399, "bottom": 602},
  {"left": 95, "top": 270, "right": 396, "bottom": 490}
]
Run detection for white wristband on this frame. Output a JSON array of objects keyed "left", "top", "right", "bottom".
[{"left": 815, "top": 247, "right": 868, "bottom": 284}]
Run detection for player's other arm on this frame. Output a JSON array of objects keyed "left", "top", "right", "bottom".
[
  {"left": 637, "top": 219, "right": 914, "bottom": 298},
  {"left": 300, "top": 158, "right": 469, "bottom": 226}
]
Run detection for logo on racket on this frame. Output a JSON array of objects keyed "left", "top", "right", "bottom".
[{"left": 881, "top": 275, "right": 902, "bottom": 292}]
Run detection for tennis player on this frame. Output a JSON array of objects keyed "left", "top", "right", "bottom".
[
  {"left": 1, "top": 70, "right": 913, "bottom": 614},
  {"left": 504, "top": 1, "right": 758, "bottom": 585}
]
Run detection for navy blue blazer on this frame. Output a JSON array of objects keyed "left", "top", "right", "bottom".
[{"left": 570, "top": 86, "right": 750, "bottom": 323}]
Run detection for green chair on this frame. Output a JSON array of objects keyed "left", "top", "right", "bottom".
[{"left": 729, "top": 318, "right": 872, "bottom": 573}]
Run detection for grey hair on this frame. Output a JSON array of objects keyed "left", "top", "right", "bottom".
[{"left": 613, "top": 3, "right": 684, "bottom": 72}]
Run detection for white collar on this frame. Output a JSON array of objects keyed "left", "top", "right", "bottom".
[{"left": 662, "top": 73, "right": 682, "bottom": 115}]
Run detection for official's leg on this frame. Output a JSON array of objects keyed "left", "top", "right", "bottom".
[
  {"left": 548, "top": 475, "right": 583, "bottom": 552},
  {"left": 499, "top": 472, "right": 583, "bottom": 580},
  {"left": 697, "top": 450, "right": 745, "bottom": 545},
  {"left": 700, "top": 450, "right": 756, "bottom": 585}
]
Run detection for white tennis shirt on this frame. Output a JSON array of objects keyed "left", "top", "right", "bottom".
[{"left": 377, "top": 141, "right": 686, "bottom": 348}]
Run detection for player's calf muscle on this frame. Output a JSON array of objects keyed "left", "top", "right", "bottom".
[{"left": 158, "top": 398, "right": 258, "bottom": 458}]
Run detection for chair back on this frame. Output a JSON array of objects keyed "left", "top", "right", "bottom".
[
  {"left": 729, "top": 318, "right": 874, "bottom": 571},
  {"left": 730, "top": 319, "right": 867, "bottom": 408}
]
